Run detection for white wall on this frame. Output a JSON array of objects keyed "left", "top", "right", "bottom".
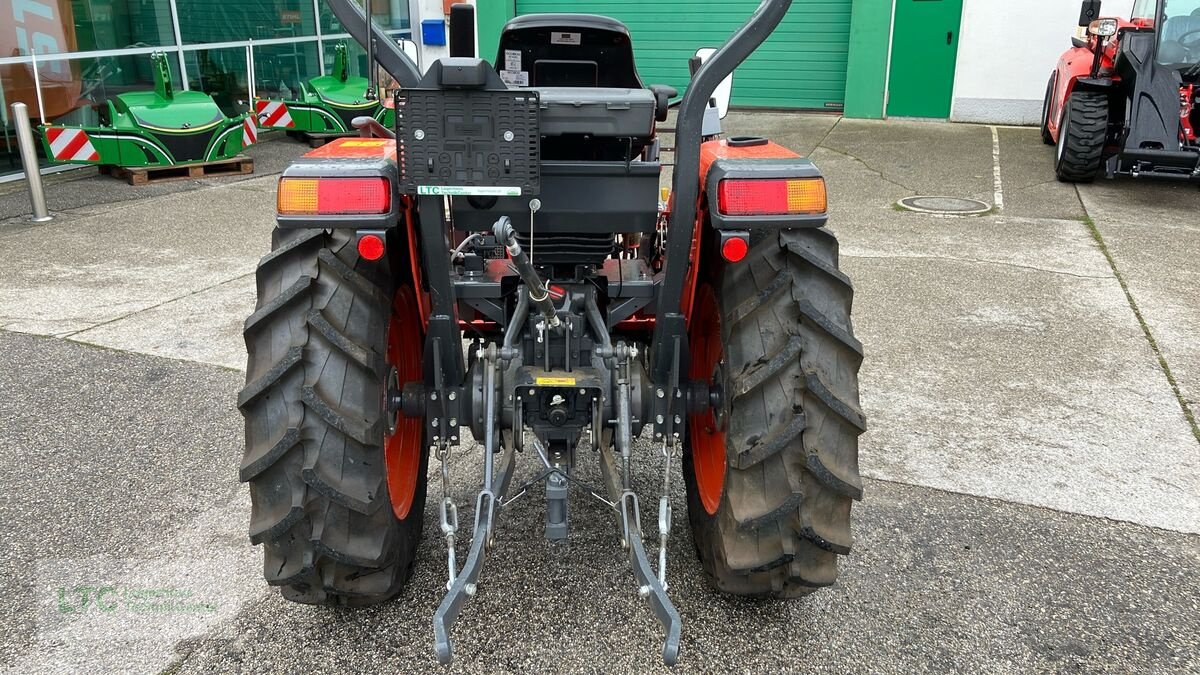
[
  {"left": 950, "top": 0, "right": 1134, "bottom": 124},
  {"left": 410, "top": 0, "right": 478, "bottom": 72}
]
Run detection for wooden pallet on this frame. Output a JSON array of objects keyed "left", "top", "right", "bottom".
[{"left": 101, "top": 155, "right": 254, "bottom": 186}]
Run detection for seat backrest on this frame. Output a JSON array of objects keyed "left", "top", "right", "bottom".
[{"left": 496, "top": 14, "right": 645, "bottom": 89}]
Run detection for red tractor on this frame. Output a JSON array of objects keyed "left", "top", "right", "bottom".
[
  {"left": 238, "top": 0, "right": 864, "bottom": 664},
  {"left": 1043, "top": 0, "right": 1200, "bottom": 182}
]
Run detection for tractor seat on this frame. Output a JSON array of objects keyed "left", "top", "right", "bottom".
[{"left": 496, "top": 14, "right": 675, "bottom": 137}]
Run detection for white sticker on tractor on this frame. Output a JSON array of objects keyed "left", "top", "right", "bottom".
[
  {"left": 504, "top": 49, "right": 522, "bottom": 71},
  {"left": 500, "top": 70, "right": 529, "bottom": 87},
  {"left": 417, "top": 186, "right": 522, "bottom": 197},
  {"left": 550, "top": 32, "right": 581, "bottom": 45}
]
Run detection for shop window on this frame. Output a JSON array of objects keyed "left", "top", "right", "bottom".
[
  {"left": 320, "top": 0, "right": 409, "bottom": 34},
  {"left": 69, "top": 0, "right": 175, "bottom": 51},
  {"left": 177, "top": 0, "right": 317, "bottom": 44},
  {"left": 184, "top": 47, "right": 250, "bottom": 116},
  {"left": 252, "top": 41, "right": 320, "bottom": 101}
]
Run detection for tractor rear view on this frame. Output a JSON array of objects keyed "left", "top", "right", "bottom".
[
  {"left": 1044, "top": 0, "right": 1200, "bottom": 182},
  {"left": 238, "top": 0, "right": 865, "bottom": 664}
]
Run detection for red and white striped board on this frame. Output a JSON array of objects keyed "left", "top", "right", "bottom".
[
  {"left": 242, "top": 116, "right": 258, "bottom": 146},
  {"left": 255, "top": 100, "right": 294, "bottom": 129},
  {"left": 45, "top": 127, "right": 100, "bottom": 163}
]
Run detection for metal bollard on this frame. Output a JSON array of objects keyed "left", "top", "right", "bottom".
[{"left": 10, "top": 102, "right": 53, "bottom": 223}]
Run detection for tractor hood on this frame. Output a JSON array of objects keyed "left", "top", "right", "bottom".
[{"left": 113, "top": 90, "right": 226, "bottom": 133}]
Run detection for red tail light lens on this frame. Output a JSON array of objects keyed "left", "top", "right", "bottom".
[
  {"left": 357, "top": 234, "right": 386, "bottom": 260},
  {"left": 278, "top": 177, "right": 391, "bottom": 215},
  {"left": 717, "top": 178, "right": 827, "bottom": 216},
  {"left": 720, "top": 234, "right": 749, "bottom": 262}
]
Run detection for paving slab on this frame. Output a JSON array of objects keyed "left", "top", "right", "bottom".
[
  {"left": 0, "top": 177, "right": 274, "bottom": 336},
  {"left": 166, "top": 473, "right": 1199, "bottom": 674},
  {"left": 838, "top": 211, "right": 1200, "bottom": 534},
  {"left": 996, "top": 127, "right": 1087, "bottom": 222},
  {"left": 4, "top": 330, "right": 1196, "bottom": 673},
  {"left": 1078, "top": 179, "right": 1200, "bottom": 425},
  {"left": 821, "top": 118, "right": 997, "bottom": 210},
  {"left": 0, "top": 331, "right": 256, "bottom": 670},
  {"left": 69, "top": 273, "right": 254, "bottom": 370}
]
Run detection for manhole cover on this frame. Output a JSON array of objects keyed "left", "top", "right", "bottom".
[{"left": 897, "top": 196, "right": 992, "bottom": 215}]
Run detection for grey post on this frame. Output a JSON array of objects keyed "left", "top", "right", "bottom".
[{"left": 10, "top": 103, "right": 53, "bottom": 223}]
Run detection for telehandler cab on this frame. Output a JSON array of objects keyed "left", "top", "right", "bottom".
[
  {"left": 239, "top": 0, "right": 865, "bottom": 664},
  {"left": 1044, "top": 0, "right": 1200, "bottom": 181}
]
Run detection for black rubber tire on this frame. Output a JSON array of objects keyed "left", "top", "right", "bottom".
[
  {"left": 1055, "top": 91, "right": 1109, "bottom": 183},
  {"left": 1040, "top": 74, "right": 1056, "bottom": 145},
  {"left": 239, "top": 227, "right": 428, "bottom": 606},
  {"left": 684, "top": 228, "right": 865, "bottom": 596}
]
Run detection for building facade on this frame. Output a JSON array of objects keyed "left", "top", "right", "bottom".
[
  {"left": 477, "top": 0, "right": 1139, "bottom": 123},
  {"left": 1, "top": 0, "right": 1143, "bottom": 177},
  {"left": 1, "top": 0, "right": 413, "bottom": 175}
]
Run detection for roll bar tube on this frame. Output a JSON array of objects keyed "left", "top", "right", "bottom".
[
  {"left": 651, "top": 0, "right": 793, "bottom": 378},
  {"left": 324, "top": 0, "right": 423, "bottom": 88}
]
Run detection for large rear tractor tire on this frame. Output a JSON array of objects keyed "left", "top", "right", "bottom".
[
  {"left": 1040, "top": 73, "right": 1056, "bottom": 146},
  {"left": 684, "top": 228, "right": 865, "bottom": 596},
  {"left": 1055, "top": 91, "right": 1109, "bottom": 183},
  {"left": 239, "top": 228, "right": 429, "bottom": 606}
]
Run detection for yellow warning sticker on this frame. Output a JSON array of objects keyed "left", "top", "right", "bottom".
[
  {"left": 340, "top": 140, "right": 389, "bottom": 147},
  {"left": 535, "top": 377, "right": 576, "bottom": 386}
]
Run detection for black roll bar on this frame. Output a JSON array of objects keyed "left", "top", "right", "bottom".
[
  {"left": 650, "top": 0, "right": 793, "bottom": 379},
  {"left": 325, "top": 0, "right": 423, "bottom": 88}
]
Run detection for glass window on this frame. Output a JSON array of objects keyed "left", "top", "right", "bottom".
[
  {"left": 252, "top": 41, "right": 320, "bottom": 100},
  {"left": 178, "top": 0, "right": 317, "bottom": 44},
  {"left": 320, "top": 0, "right": 409, "bottom": 34},
  {"left": 1, "top": 71, "right": 45, "bottom": 174},
  {"left": 56, "top": 52, "right": 183, "bottom": 122},
  {"left": 4, "top": 0, "right": 82, "bottom": 57},
  {"left": 69, "top": 0, "right": 176, "bottom": 51},
  {"left": 0, "top": 51, "right": 179, "bottom": 126},
  {"left": 184, "top": 47, "right": 250, "bottom": 116},
  {"left": 322, "top": 38, "right": 368, "bottom": 78},
  {"left": 1160, "top": 0, "right": 1200, "bottom": 64},
  {"left": 1132, "top": 0, "right": 1159, "bottom": 20}
]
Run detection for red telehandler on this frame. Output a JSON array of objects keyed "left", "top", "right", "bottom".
[
  {"left": 1043, "top": 0, "right": 1200, "bottom": 182},
  {"left": 238, "top": 0, "right": 865, "bottom": 664}
]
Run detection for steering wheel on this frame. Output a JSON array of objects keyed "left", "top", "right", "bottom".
[{"left": 1177, "top": 28, "right": 1200, "bottom": 52}]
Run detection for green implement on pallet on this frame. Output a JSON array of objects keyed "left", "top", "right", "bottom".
[
  {"left": 38, "top": 52, "right": 254, "bottom": 168},
  {"left": 253, "top": 42, "right": 395, "bottom": 139}
]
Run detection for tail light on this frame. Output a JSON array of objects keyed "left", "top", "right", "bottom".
[
  {"left": 719, "top": 231, "right": 750, "bottom": 262},
  {"left": 277, "top": 177, "right": 391, "bottom": 216},
  {"left": 717, "top": 178, "right": 826, "bottom": 216}
]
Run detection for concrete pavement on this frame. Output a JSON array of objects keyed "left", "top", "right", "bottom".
[{"left": 0, "top": 116, "right": 1197, "bottom": 672}]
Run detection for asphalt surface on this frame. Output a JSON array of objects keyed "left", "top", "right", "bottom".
[{"left": 0, "top": 116, "right": 1197, "bottom": 673}]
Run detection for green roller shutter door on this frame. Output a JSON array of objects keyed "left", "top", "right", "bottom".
[{"left": 512, "top": 0, "right": 851, "bottom": 110}]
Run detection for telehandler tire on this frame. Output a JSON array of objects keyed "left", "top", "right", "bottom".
[
  {"left": 685, "top": 228, "right": 865, "bottom": 597},
  {"left": 1055, "top": 91, "right": 1109, "bottom": 183},
  {"left": 239, "top": 228, "right": 428, "bottom": 606}
]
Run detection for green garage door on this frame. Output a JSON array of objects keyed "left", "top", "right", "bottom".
[{"left": 513, "top": 0, "right": 851, "bottom": 109}]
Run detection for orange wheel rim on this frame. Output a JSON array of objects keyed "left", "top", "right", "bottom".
[
  {"left": 687, "top": 284, "right": 726, "bottom": 515},
  {"left": 385, "top": 286, "right": 423, "bottom": 520}
]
